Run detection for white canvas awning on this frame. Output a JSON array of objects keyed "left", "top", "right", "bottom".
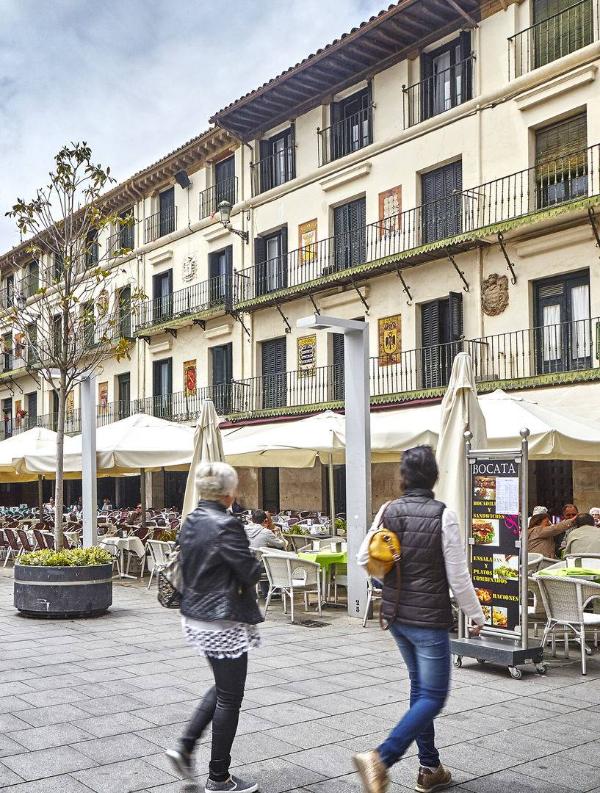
[{"left": 0, "top": 427, "right": 78, "bottom": 482}]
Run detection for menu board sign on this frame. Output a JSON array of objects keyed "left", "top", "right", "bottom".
[{"left": 470, "top": 458, "right": 521, "bottom": 633}]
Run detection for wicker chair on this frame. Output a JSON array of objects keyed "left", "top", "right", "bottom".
[{"left": 262, "top": 551, "right": 322, "bottom": 622}]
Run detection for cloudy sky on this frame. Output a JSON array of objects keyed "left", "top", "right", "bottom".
[{"left": 0, "top": 0, "right": 384, "bottom": 251}]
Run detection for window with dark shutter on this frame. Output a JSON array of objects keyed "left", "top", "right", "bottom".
[
  {"left": 421, "top": 33, "right": 472, "bottom": 121},
  {"left": 153, "top": 358, "right": 173, "bottom": 418},
  {"left": 332, "top": 333, "right": 345, "bottom": 401},
  {"left": 333, "top": 198, "right": 366, "bottom": 271},
  {"left": 209, "top": 245, "right": 233, "bottom": 306},
  {"left": 255, "top": 228, "right": 288, "bottom": 295},
  {"left": 262, "top": 337, "right": 287, "bottom": 409},
  {"left": 535, "top": 113, "right": 588, "bottom": 207},
  {"left": 159, "top": 188, "right": 175, "bottom": 237},
  {"left": 533, "top": 0, "right": 593, "bottom": 68},
  {"left": 256, "top": 128, "right": 294, "bottom": 194},
  {"left": 421, "top": 161, "right": 462, "bottom": 243},
  {"left": 421, "top": 292, "right": 463, "bottom": 388},
  {"left": 329, "top": 86, "right": 372, "bottom": 162},
  {"left": 211, "top": 343, "right": 233, "bottom": 414}
]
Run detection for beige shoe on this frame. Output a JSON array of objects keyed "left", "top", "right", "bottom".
[
  {"left": 353, "top": 749, "right": 389, "bottom": 793},
  {"left": 415, "top": 764, "right": 452, "bottom": 792}
]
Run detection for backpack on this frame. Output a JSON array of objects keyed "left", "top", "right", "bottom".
[{"left": 367, "top": 503, "right": 402, "bottom": 630}]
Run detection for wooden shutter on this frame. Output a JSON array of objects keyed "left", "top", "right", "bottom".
[
  {"left": 332, "top": 333, "right": 345, "bottom": 401},
  {"left": 459, "top": 31, "right": 473, "bottom": 101},
  {"left": 259, "top": 139, "right": 271, "bottom": 193},
  {"left": 448, "top": 291, "right": 464, "bottom": 342},
  {"left": 536, "top": 114, "right": 587, "bottom": 164},
  {"left": 279, "top": 226, "right": 288, "bottom": 289},
  {"left": 262, "top": 338, "right": 287, "bottom": 409},
  {"left": 421, "top": 300, "right": 442, "bottom": 388},
  {"left": 254, "top": 235, "right": 267, "bottom": 296},
  {"left": 289, "top": 122, "right": 296, "bottom": 179}
]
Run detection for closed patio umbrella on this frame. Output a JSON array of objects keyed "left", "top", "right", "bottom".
[{"left": 182, "top": 399, "right": 225, "bottom": 521}]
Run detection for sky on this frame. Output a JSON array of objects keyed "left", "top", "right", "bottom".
[{"left": 0, "top": 0, "right": 384, "bottom": 252}]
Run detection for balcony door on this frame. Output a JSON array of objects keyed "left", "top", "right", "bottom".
[
  {"left": 159, "top": 187, "right": 175, "bottom": 237},
  {"left": 117, "top": 373, "right": 131, "bottom": 420},
  {"left": 255, "top": 228, "right": 288, "bottom": 295},
  {"left": 535, "top": 271, "right": 591, "bottom": 374},
  {"left": 421, "top": 292, "right": 463, "bottom": 388},
  {"left": 533, "top": 0, "right": 593, "bottom": 69},
  {"left": 152, "top": 358, "right": 172, "bottom": 418},
  {"left": 330, "top": 86, "right": 371, "bottom": 161},
  {"left": 153, "top": 270, "right": 173, "bottom": 324},
  {"left": 422, "top": 161, "right": 462, "bottom": 243},
  {"left": 332, "top": 332, "right": 345, "bottom": 401},
  {"left": 262, "top": 337, "right": 286, "bottom": 409},
  {"left": 118, "top": 286, "right": 132, "bottom": 339},
  {"left": 333, "top": 197, "right": 366, "bottom": 272},
  {"left": 259, "top": 127, "right": 294, "bottom": 192},
  {"left": 211, "top": 343, "right": 233, "bottom": 415},
  {"left": 26, "top": 392, "right": 37, "bottom": 427},
  {"left": 215, "top": 156, "right": 236, "bottom": 206},
  {"left": 209, "top": 246, "right": 233, "bottom": 306},
  {"left": 2, "top": 397, "right": 12, "bottom": 438},
  {"left": 421, "top": 32, "right": 472, "bottom": 119},
  {"left": 535, "top": 114, "right": 588, "bottom": 209}
]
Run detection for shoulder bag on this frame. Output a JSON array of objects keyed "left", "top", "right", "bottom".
[{"left": 367, "top": 503, "right": 402, "bottom": 630}]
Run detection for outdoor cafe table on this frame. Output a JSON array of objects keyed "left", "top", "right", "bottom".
[
  {"left": 298, "top": 549, "right": 348, "bottom": 605},
  {"left": 99, "top": 536, "right": 146, "bottom": 579}
]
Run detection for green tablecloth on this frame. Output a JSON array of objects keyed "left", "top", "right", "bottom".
[{"left": 298, "top": 551, "right": 347, "bottom": 571}]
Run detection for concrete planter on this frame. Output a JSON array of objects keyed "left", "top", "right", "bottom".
[{"left": 14, "top": 563, "right": 112, "bottom": 618}]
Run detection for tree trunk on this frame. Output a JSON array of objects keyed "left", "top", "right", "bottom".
[{"left": 54, "top": 376, "right": 67, "bottom": 550}]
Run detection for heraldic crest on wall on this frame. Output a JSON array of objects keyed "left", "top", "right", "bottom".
[
  {"left": 182, "top": 255, "right": 197, "bottom": 282},
  {"left": 481, "top": 273, "right": 509, "bottom": 317}
]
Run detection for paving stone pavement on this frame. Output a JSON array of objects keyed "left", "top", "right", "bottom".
[{"left": 1, "top": 568, "right": 600, "bottom": 793}]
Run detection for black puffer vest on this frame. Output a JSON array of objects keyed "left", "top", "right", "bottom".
[{"left": 381, "top": 489, "right": 452, "bottom": 629}]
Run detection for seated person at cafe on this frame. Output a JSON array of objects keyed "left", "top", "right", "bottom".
[
  {"left": 565, "top": 513, "right": 600, "bottom": 555},
  {"left": 245, "top": 510, "right": 287, "bottom": 551},
  {"left": 528, "top": 512, "right": 574, "bottom": 558},
  {"left": 590, "top": 507, "right": 600, "bottom": 528},
  {"left": 101, "top": 497, "right": 113, "bottom": 513}
]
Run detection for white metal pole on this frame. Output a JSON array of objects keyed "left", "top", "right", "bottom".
[
  {"left": 81, "top": 374, "right": 97, "bottom": 547},
  {"left": 140, "top": 468, "right": 147, "bottom": 527},
  {"left": 328, "top": 455, "right": 336, "bottom": 534},
  {"left": 344, "top": 327, "right": 371, "bottom": 619},
  {"left": 519, "top": 428, "right": 530, "bottom": 650}
]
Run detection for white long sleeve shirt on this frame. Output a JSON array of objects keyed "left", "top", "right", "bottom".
[{"left": 357, "top": 503, "right": 485, "bottom": 626}]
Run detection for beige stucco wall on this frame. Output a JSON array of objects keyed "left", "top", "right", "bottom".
[{"left": 573, "top": 461, "right": 600, "bottom": 512}]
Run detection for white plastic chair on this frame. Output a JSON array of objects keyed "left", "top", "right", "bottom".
[
  {"left": 565, "top": 553, "right": 600, "bottom": 570},
  {"left": 362, "top": 577, "right": 383, "bottom": 627},
  {"left": 146, "top": 540, "right": 172, "bottom": 589},
  {"left": 535, "top": 574, "right": 600, "bottom": 675},
  {"left": 262, "top": 551, "right": 322, "bottom": 622}
]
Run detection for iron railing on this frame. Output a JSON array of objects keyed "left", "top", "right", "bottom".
[
  {"left": 20, "top": 272, "right": 40, "bottom": 299},
  {"left": 0, "top": 286, "right": 14, "bottom": 311},
  {"left": 133, "top": 275, "right": 232, "bottom": 333},
  {"left": 318, "top": 105, "right": 373, "bottom": 166},
  {"left": 107, "top": 222, "right": 136, "bottom": 257},
  {"left": 199, "top": 177, "right": 238, "bottom": 219},
  {"left": 236, "top": 142, "right": 600, "bottom": 304},
  {"left": 403, "top": 55, "right": 474, "bottom": 128},
  {"left": 509, "top": 0, "right": 598, "bottom": 78},
  {"left": 144, "top": 206, "right": 177, "bottom": 244},
  {"left": 251, "top": 146, "right": 295, "bottom": 195}
]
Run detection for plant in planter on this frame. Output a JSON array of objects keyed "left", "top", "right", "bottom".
[
  {"left": 334, "top": 517, "right": 347, "bottom": 536},
  {"left": 14, "top": 547, "right": 114, "bottom": 618}
]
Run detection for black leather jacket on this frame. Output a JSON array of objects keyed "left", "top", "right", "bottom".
[{"left": 179, "top": 499, "right": 263, "bottom": 625}]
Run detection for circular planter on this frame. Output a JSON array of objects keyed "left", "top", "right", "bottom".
[{"left": 14, "top": 563, "right": 112, "bottom": 618}]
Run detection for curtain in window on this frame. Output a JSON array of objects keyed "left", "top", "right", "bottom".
[
  {"left": 542, "top": 304, "right": 561, "bottom": 362},
  {"left": 570, "top": 283, "right": 591, "bottom": 358}
]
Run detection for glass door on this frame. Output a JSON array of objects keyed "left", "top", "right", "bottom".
[{"left": 535, "top": 271, "right": 591, "bottom": 373}]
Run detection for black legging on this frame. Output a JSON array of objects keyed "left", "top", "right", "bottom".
[{"left": 181, "top": 653, "right": 248, "bottom": 782}]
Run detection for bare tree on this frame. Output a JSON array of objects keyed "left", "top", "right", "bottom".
[{"left": 5, "top": 142, "right": 144, "bottom": 548}]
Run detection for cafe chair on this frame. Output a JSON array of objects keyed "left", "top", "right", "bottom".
[{"left": 262, "top": 551, "right": 321, "bottom": 623}]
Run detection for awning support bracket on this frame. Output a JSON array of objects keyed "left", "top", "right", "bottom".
[
  {"left": 396, "top": 268, "right": 413, "bottom": 305},
  {"left": 308, "top": 293, "right": 321, "bottom": 315},
  {"left": 192, "top": 319, "right": 206, "bottom": 330},
  {"left": 588, "top": 207, "right": 600, "bottom": 255},
  {"left": 350, "top": 279, "right": 370, "bottom": 314},
  {"left": 165, "top": 328, "right": 178, "bottom": 339},
  {"left": 497, "top": 232, "right": 517, "bottom": 285},
  {"left": 139, "top": 335, "right": 151, "bottom": 345},
  {"left": 275, "top": 303, "right": 292, "bottom": 334},
  {"left": 446, "top": 250, "right": 470, "bottom": 292},
  {"left": 230, "top": 311, "right": 251, "bottom": 339}
]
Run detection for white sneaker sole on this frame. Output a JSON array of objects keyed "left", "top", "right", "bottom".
[
  {"left": 204, "top": 784, "right": 258, "bottom": 792},
  {"left": 165, "top": 749, "right": 193, "bottom": 781}
]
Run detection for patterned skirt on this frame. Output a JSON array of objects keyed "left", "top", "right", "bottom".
[{"left": 182, "top": 617, "right": 261, "bottom": 660}]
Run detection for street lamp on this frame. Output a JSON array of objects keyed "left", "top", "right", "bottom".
[
  {"left": 297, "top": 314, "right": 371, "bottom": 619},
  {"left": 217, "top": 200, "right": 249, "bottom": 243}
]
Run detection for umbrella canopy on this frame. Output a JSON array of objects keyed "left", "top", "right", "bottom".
[
  {"left": 17, "top": 413, "right": 195, "bottom": 475},
  {"left": 222, "top": 410, "right": 346, "bottom": 468},
  {"left": 435, "top": 353, "right": 488, "bottom": 535},
  {"left": 0, "top": 427, "right": 78, "bottom": 482},
  {"left": 182, "top": 400, "right": 225, "bottom": 520}
]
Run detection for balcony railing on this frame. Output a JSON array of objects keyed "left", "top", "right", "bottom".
[
  {"left": 0, "top": 287, "right": 14, "bottom": 312},
  {"left": 251, "top": 147, "right": 295, "bottom": 195},
  {"left": 107, "top": 223, "right": 136, "bottom": 257},
  {"left": 144, "top": 206, "right": 177, "bottom": 244},
  {"left": 318, "top": 105, "right": 373, "bottom": 166},
  {"left": 20, "top": 272, "right": 40, "bottom": 299},
  {"left": 403, "top": 55, "right": 474, "bottom": 128},
  {"left": 0, "top": 353, "right": 26, "bottom": 376},
  {"left": 199, "top": 177, "right": 238, "bottom": 219},
  {"left": 509, "top": 0, "right": 598, "bottom": 78},
  {"left": 133, "top": 275, "right": 232, "bottom": 333},
  {"left": 236, "top": 142, "right": 600, "bottom": 304}
]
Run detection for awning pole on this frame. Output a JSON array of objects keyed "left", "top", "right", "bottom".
[
  {"left": 328, "top": 455, "right": 336, "bottom": 535},
  {"left": 37, "top": 475, "right": 44, "bottom": 517},
  {"left": 140, "top": 468, "right": 147, "bottom": 527}
]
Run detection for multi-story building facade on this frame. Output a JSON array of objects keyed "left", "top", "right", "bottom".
[{"left": 2, "top": 0, "right": 600, "bottom": 513}]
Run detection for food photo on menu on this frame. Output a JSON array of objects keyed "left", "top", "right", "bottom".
[
  {"left": 475, "top": 588, "right": 493, "bottom": 625},
  {"left": 492, "top": 554, "right": 519, "bottom": 581},
  {"left": 473, "top": 475, "right": 496, "bottom": 501},
  {"left": 472, "top": 518, "right": 500, "bottom": 546},
  {"left": 492, "top": 606, "right": 509, "bottom": 629}
]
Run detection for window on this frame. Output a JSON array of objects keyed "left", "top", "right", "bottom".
[
  {"left": 27, "top": 323, "right": 38, "bottom": 365},
  {"left": 152, "top": 358, "right": 173, "bottom": 418},
  {"left": 257, "top": 127, "right": 295, "bottom": 193},
  {"left": 535, "top": 114, "right": 588, "bottom": 209},
  {"left": 82, "top": 301, "right": 95, "bottom": 348},
  {"left": 332, "top": 333, "right": 345, "bottom": 402},
  {"left": 2, "top": 333, "right": 12, "bottom": 372},
  {"left": 3, "top": 274, "right": 14, "bottom": 308},
  {"left": 24, "top": 260, "right": 39, "bottom": 298},
  {"left": 52, "top": 315, "right": 62, "bottom": 358},
  {"left": 534, "top": 270, "right": 590, "bottom": 373},
  {"left": 333, "top": 198, "right": 366, "bottom": 272},
  {"left": 254, "top": 227, "right": 288, "bottom": 295},
  {"left": 421, "top": 292, "right": 463, "bottom": 388},
  {"left": 327, "top": 86, "right": 372, "bottom": 163},
  {"left": 533, "top": 0, "right": 593, "bottom": 69},
  {"left": 53, "top": 252, "right": 64, "bottom": 280},
  {"left": 215, "top": 156, "right": 236, "bottom": 206},
  {"left": 211, "top": 343, "right": 233, "bottom": 415},
  {"left": 421, "top": 33, "right": 472, "bottom": 120},
  {"left": 152, "top": 270, "right": 173, "bottom": 323},
  {"left": 85, "top": 230, "right": 99, "bottom": 268},
  {"left": 159, "top": 187, "right": 175, "bottom": 237},
  {"left": 208, "top": 246, "right": 233, "bottom": 306},
  {"left": 2, "top": 397, "right": 12, "bottom": 438},
  {"left": 421, "top": 161, "right": 463, "bottom": 243},
  {"left": 118, "top": 286, "right": 132, "bottom": 338},
  {"left": 26, "top": 392, "right": 38, "bottom": 424},
  {"left": 117, "top": 373, "right": 131, "bottom": 420},
  {"left": 261, "top": 469, "right": 280, "bottom": 514},
  {"left": 262, "top": 337, "right": 287, "bottom": 409},
  {"left": 119, "top": 209, "right": 135, "bottom": 252}
]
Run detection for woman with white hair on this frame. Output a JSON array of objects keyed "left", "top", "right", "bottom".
[{"left": 167, "top": 462, "right": 261, "bottom": 793}]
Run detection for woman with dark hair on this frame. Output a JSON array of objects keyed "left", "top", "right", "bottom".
[
  {"left": 528, "top": 512, "right": 571, "bottom": 558},
  {"left": 354, "top": 445, "right": 484, "bottom": 793},
  {"left": 565, "top": 513, "right": 600, "bottom": 555}
]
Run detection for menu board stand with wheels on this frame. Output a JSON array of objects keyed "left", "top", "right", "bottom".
[{"left": 450, "top": 428, "right": 546, "bottom": 679}]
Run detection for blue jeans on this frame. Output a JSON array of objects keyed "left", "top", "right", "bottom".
[{"left": 378, "top": 623, "right": 451, "bottom": 769}]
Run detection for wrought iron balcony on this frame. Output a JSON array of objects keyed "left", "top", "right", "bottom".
[
  {"left": 403, "top": 55, "right": 474, "bottom": 128},
  {"left": 199, "top": 177, "right": 238, "bottom": 220},
  {"left": 0, "top": 287, "right": 14, "bottom": 312},
  {"left": 133, "top": 275, "right": 232, "bottom": 334},
  {"left": 251, "top": 147, "right": 295, "bottom": 195},
  {"left": 144, "top": 206, "right": 177, "bottom": 244},
  {"left": 236, "top": 142, "right": 600, "bottom": 307},
  {"left": 107, "top": 222, "right": 136, "bottom": 257},
  {"left": 509, "top": 0, "right": 598, "bottom": 78},
  {"left": 318, "top": 105, "right": 373, "bottom": 166}
]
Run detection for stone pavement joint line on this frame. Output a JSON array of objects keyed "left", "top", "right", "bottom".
[{"left": 0, "top": 569, "right": 599, "bottom": 793}]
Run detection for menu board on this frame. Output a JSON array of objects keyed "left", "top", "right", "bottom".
[{"left": 470, "top": 458, "right": 521, "bottom": 633}]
